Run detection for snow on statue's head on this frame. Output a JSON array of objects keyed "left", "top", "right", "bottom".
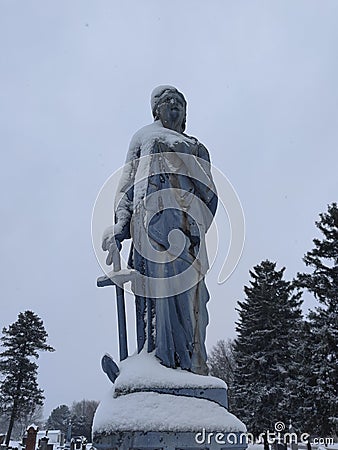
[{"left": 151, "top": 85, "right": 187, "bottom": 133}]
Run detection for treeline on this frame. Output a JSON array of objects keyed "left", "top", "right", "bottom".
[
  {"left": 0, "top": 311, "right": 98, "bottom": 444},
  {"left": 45, "top": 400, "right": 99, "bottom": 441},
  {"left": 209, "top": 202, "right": 338, "bottom": 437},
  {"left": 0, "top": 400, "right": 98, "bottom": 443}
]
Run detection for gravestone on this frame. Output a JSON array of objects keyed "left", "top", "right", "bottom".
[{"left": 25, "top": 425, "right": 38, "bottom": 450}]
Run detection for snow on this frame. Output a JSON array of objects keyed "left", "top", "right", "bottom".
[
  {"left": 131, "top": 122, "right": 196, "bottom": 210},
  {"left": 8, "top": 441, "right": 23, "bottom": 450},
  {"left": 151, "top": 85, "right": 177, "bottom": 111},
  {"left": 114, "top": 350, "right": 227, "bottom": 393},
  {"left": 37, "top": 431, "right": 63, "bottom": 445},
  {"left": 115, "top": 120, "right": 198, "bottom": 228},
  {"left": 247, "top": 444, "right": 338, "bottom": 450},
  {"left": 93, "top": 389, "right": 246, "bottom": 433},
  {"left": 247, "top": 445, "right": 264, "bottom": 450},
  {"left": 100, "top": 268, "right": 138, "bottom": 285},
  {"left": 92, "top": 351, "right": 242, "bottom": 434},
  {"left": 321, "top": 447, "right": 338, "bottom": 450},
  {"left": 130, "top": 120, "right": 196, "bottom": 153}
]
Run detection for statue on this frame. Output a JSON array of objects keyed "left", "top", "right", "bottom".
[
  {"left": 101, "top": 85, "right": 217, "bottom": 375},
  {"left": 93, "top": 87, "right": 247, "bottom": 450}
]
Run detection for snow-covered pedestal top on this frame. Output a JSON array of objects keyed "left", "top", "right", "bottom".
[
  {"left": 114, "top": 350, "right": 227, "bottom": 394},
  {"left": 93, "top": 352, "right": 245, "bottom": 434},
  {"left": 93, "top": 390, "right": 246, "bottom": 433}
]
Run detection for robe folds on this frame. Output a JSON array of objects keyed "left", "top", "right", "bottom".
[{"left": 114, "top": 121, "right": 217, "bottom": 375}]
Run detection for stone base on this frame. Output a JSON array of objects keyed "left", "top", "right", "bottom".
[
  {"left": 128, "top": 386, "right": 228, "bottom": 409},
  {"left": 93, "top": 389, "right": 247, "bottom": 450},
  {"left": 93, "top": 353, "right": 247, "bottom": 450},
  {"left": 94, "top": 430, "right": 248, "bottom": 450}
]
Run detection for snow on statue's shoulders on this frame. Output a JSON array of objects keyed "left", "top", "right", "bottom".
[
  {"left": 130, "top": 121, "right": 197, "bottom": 152},
  {"left": 114, "top": 350, "right": 226, "bottom": 391}
]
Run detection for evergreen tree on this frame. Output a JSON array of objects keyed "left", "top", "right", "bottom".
[
  {"left": 297, "top": 203, "right": 338, "bottom": 436},
  {"left": 208, "top": 339, "right": 236, "bottom": 407},
  {"left": 0, "top": 406, "right": 45, "bottom": 440},
  {"left": 0, "top": 311, "right": 54, "bottom": 446},
  {"left": 233, "top": 260, "right": 303, "bottom": 436},
  {"left": 70, "top": 400, "right": 99, "bottom": 441},
  {"left": 46, "top": 405, "right": 71, "bottom": 434}
]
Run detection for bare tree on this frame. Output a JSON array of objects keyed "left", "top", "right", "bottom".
[{"left": 208, "top": 339, "right": 236, "bottom": 406}]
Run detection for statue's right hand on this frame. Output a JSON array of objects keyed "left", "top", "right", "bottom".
[
  {"left": 102, "top": 225, "right": 115, "bottom": 251},
  {"left": 102, "top": 224, "right": 126, "bottom": 266},
  {"left": 102, "top": 222, "right": 130, "bottom": 251}
]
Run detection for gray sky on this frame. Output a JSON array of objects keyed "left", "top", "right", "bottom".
[{"left": 1, "top": 1, "right": 337, "bottom": 418}]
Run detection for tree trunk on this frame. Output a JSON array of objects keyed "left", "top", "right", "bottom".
[
  {"left": 5, "top": 380, "right": 21, "bottom": 449},
  {"left": 5, "top": 402, "right": 17, "bottom": 447},
  {"left": 263, "top": 433, "right": 270, "bottom": 450}
]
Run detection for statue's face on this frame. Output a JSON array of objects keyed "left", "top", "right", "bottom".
[{"left": 156, "top": 92, "right": 186, "bottom": 133}]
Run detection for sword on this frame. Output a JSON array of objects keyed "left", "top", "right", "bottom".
[
  {"left": 98, "top": 239, "right": 131, "bottom": 361},
  {"left": 97, "top": 239, "right": 153, "bottom": 361}
]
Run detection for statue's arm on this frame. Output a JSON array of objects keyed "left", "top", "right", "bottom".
[
  {"left": 102, "top": 142, "right": 140, "bottom": 253},
  {"left": 114, "top": 142, "right": 141, "bottom": 238},
  {"left": 191, "top": 143, "right": 218, "bottom": 218}
]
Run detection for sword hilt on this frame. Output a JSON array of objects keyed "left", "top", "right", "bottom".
[
  {"left": 111, "top": 240, "right": 121, "bottom": 272},
  {"left": 107, "top": 238, "right": 121, "bottom": 271}
]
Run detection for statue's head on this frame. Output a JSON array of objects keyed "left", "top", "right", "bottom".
[{"left": 151, "top": 85, "right": 187, "bottom": 133}]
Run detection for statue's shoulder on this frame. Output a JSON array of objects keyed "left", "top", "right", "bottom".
[
  {"left": 182, "top": 134, "right": 210, "bottom": 162},
  {"left": 129, "top": 123, "right": 158, "bottom": 151},
  {"left": 130, "top": 122, "right": 198, "bottom": 152}
]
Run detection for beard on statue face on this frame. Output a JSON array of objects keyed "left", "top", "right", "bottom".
[{"left": 156, "top": 93, "right": 186, "bottom": 133}]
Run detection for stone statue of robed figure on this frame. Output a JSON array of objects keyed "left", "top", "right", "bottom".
[
  {"left": 102, "top": 85, "right": 217, "bottom": 376},
  {"left": 94, "top": 87, "right": 247, "bottom": 450}
]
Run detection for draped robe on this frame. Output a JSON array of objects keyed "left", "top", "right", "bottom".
[{"left": 114, "top": 121, "right": 217, "bottom": 375}]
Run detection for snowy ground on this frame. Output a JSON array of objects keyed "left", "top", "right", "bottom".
[{"left": 247, "top": 444, "right": 338, "bottom": 450}]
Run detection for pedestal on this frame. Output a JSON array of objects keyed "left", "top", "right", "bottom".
[{"left": 93, "top": 352, "right": 247, "bottom": 450}]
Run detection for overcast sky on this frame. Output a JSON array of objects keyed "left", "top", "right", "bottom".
[{"left": 1, "top": 1, "right": 337, "bottom": 419}]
